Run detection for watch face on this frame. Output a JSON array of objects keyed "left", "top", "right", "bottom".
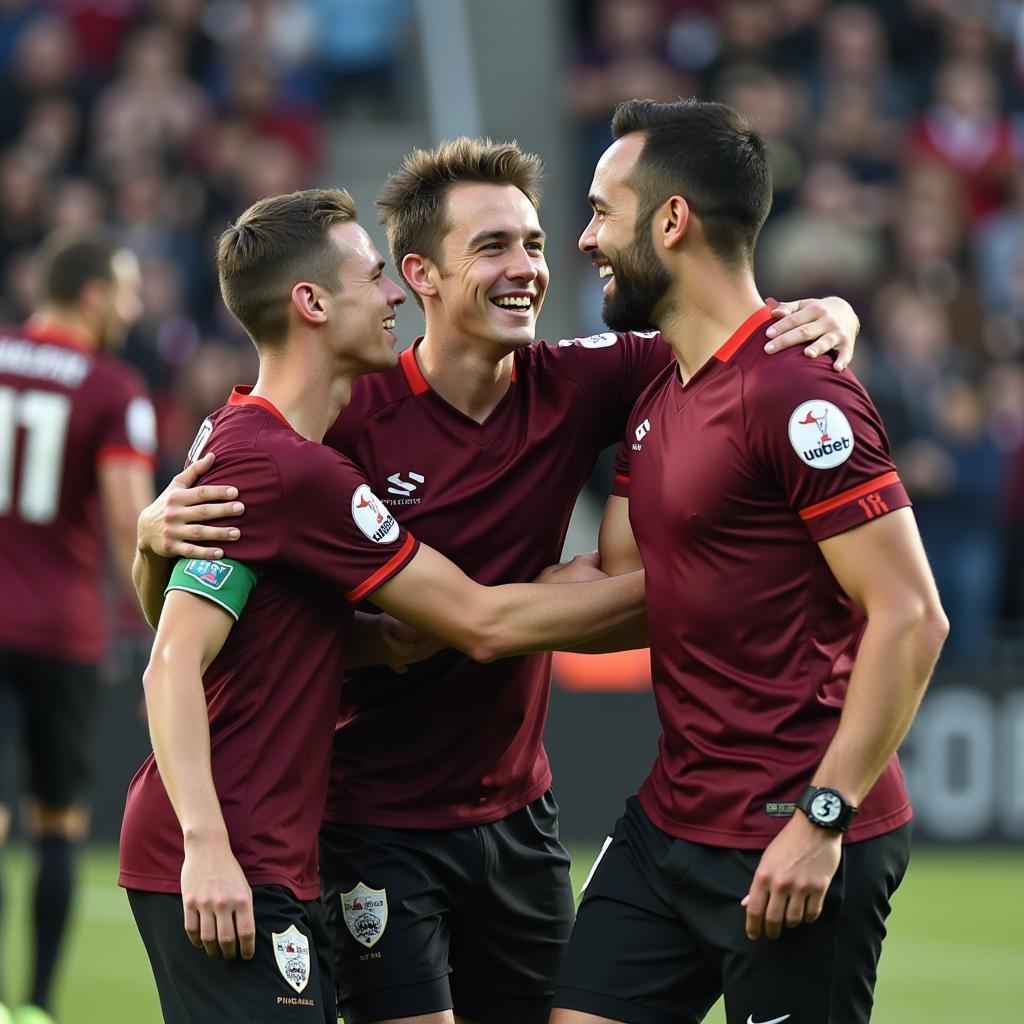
[{"left": 810, "top": 791, "right": 842, "bottom": 823}]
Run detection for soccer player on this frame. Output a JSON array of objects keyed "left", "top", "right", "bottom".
[
  {"left": 119, "top": 188, "right": 650, "bottom": 1024},
  {"left": 0, "top": 231, "right": 156, "bottom": 1024},
  {"left": 551, "top": 100, "right": 949, "bottom": 1024},
  {"left": 134, "top": 142, "right": 863, "bottom": 1024}
]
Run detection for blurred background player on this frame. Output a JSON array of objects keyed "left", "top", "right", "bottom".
[{"left": 0, "top": 230, "right": 156, "bottom": 1024}]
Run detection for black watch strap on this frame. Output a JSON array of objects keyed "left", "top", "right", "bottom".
[{"left": 796, "top": 785, "right": 858, "bottom": 832}]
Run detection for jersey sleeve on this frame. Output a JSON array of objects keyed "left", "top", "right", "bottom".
[
  {"left": 165, "top": 558, "right": 261, "bottom": 620},
  {"left": 95, "top": 364, "right": 158, "bottom": 467},
  {"left": 611, "top": 434, "right": 632, "bottom": 497},
  {"left": 553, "top": 330, "right": 673, "bottom": 447},
  {"left": 277, "top": 446, "right": 420, "bottom": 602},
  {"left": 748, "top": 360, "right": 911, "bottom": 541}
]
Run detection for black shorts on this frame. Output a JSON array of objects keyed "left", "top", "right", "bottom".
[
  {"left": 555, "top": 797, "right": 911, "bottom": 1024},
  {"left": 0, "top": 648, "right": 100, "bottom": 807},
  {"left": 127, "top": 885, "right": 335, "bottom": 1024},
  {"left": 319, "top": 790, "right": 574, "bottom": 1024}
]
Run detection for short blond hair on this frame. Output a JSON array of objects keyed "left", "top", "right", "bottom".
[
  {"left": 217, "top": 188, "right": 358, "bottom": 345},
  {"left": 376, "top": 137, "right": 543, "bottom": 306}
]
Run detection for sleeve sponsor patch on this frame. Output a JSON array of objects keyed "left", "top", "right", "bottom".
[
  {"left": 165, "top": 557, "right": 261, "bottom": 620},
  {"left": 351, "top": 484, "right": 399, "bottom": 544},
  {"left": 788, "top": 399, "right": 855, "bottom": 470},
  {"left": 558, "top": 332, "right": 619, "bottom": 349}
]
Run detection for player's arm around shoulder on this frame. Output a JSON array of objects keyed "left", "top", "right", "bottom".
[
  {"left": 143, "top": 586, "right": 256, "bottom": 961},
  {"left": 764, "top": 295, "right": 861, "bottom": 370},
  {"left": 134, "top": 451, "right": 247, "bottom": 628}
]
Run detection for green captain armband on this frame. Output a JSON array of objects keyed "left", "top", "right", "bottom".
[{"left": 165, "top": 558, "right": 262, "bottom": 620}]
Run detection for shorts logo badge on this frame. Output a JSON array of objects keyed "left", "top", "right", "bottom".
[
  {"left": 272, "top": 924, "right": 311, "bottom": 994},
  {"left": 341, "top": 882, "right": 388, "bottom": 948},
  {"left": 788, "top": 399, "right": 855, "bottom": 469},
  {"left": 183, "top": 558, "right": 233, "bottom": 589}
]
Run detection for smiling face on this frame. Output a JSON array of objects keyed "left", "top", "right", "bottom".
[
  {"left": 325, "top": 221, "right": 406, "bottom": 374},
  {"left": 578, "top": 134, "right": 673, "bottom": 333},
  {"left": 428, "top": 182, "right": 549, "bottom": 349}
]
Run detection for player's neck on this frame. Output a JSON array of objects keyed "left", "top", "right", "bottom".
[
  {"left": 658, "top": 267, "right": 763, "bottom": 385},
  {"left": 414, "top": 331, "right": 515, "bottom": 423},
  {"left": 25, "top": 310, "right": 97, "bottom": 351},
  {"left": 248, "top": 356, "right": 349, "bottom": 442}
]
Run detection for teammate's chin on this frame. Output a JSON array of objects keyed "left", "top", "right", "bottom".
[
  {"left": 601, "top": 268, "right": 669, "bottom": 334},
  {"left": 599, "top": 232, "right": 672, "bottom": 334}
]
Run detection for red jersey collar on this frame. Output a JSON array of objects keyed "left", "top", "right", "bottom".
[
  {"left": 400, "top": 338, "right": 518, "bottom": 396},
  {"left": 20, "top": 321, "right": 93, "bottom": 352},
  {"left": 228, "top": 386, "right": 291, "bottom": 426},
  {"left": 712, "top": 305, "right": 773, "bottom": 363}
]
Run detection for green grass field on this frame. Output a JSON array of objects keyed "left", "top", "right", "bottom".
[{"left": 0, "top": 844, "right": 1019, "bottom": 1023}]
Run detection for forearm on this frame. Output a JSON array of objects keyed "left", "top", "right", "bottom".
[
  {"left": 812, "top": 608, "right": 947, "bottom": 804},
  {"left": 559, "top": 611, "right": 649, "bottom": 653},
  {"left": 133, "top": 548, "right": 173, "bottom": 629},
  {"left": 143, "top": 654, "right": 228, "bottom": 842},
  {"left": 475, "top": 571, "right": 646, "bottom": 661}
]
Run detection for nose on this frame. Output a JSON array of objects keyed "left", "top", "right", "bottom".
[
  {"left": 386, "top": 276, "right": 406, "bottom": 306},
  {"left": 506, "top": 243, "right": 538, "bottom": 282},
  {"left": 578, "top": 215, "right": 598, "bottom": 254}
]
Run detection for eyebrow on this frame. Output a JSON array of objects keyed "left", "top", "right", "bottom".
[
  {"left": 588, "top": 193, "right": 609, "bottom": 211},
  {"left": 466, "top": 228, "right": 546, "bottom": 249}
]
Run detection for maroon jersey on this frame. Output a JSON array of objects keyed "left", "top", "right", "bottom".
[
  {"left": 118, "top": 389, "right": 419, "bottom": 899},
  {"left": 613, "top": 306, "right": 913, "bottom": 847},
  {"left": 322, "top": 333, "right": 672, "bottom": 828},
  {"left": 0, "top": 324, "right": 156, "bottom": 662}
]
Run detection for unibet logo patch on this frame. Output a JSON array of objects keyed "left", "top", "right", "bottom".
[
  {"left": 788, "top": 399, "right": 855, "bottom": 469},
  {"left": 351, "top": 484, "right": 399, "bottom": 544},
  {"left": 183, "top": 559, "right": 233, "bottom": 590}
]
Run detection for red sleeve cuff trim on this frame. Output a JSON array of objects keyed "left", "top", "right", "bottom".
[
  {"left": 346, "top": 533, "right": 417, "bottom": 602},
  {"left": 97, "top": 446, "right": 157, "bottom": 468},
  {"left": 614, "top": 473, "right": 630, "bottom": 485},
  {"left": 799, "top": 471, "right": 901, "bottom": 521}
]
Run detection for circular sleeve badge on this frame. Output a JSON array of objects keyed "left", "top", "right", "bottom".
[
  {"left": 351, "top": 484, "right": 400, "bottom": 543},
  {"left": 788, "top": 399, "right": 855, "bottom": 469}
]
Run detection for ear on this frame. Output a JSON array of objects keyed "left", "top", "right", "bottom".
[
  {"left": 291, "top": 282, "right": 327, "bottom": 326},
  {"left": 401, "top": 253, "right": 440, "bottom": 300},
  {"left": 77, "top": 279, "right": 107, "bottom": 319},
  {"left": 657, "top": 196, "right": 690, "bottom": 250}
]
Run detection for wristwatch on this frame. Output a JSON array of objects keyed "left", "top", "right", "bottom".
[{"left": 796, "top": 785, "right": 858, "bottom": 832}]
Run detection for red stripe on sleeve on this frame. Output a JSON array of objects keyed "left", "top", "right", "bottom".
[
  {"left": 97, "top": 446, "right": 156, "bottom": 467},
  {"left": 345, "top": 533, "right": 418, "bottom": 602},
  {"left": 798, "top": 471, "right": 901, "bottom": 521},
  {"left": 615, "top": 473, "right": 630, "bottom": 485}
]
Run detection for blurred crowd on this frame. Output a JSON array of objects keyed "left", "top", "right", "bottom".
[
  {"left": 0, "top": 0, "right": 412, "bottom": 483},
  {"left": 568, "top": 0, "right": 1024, "bottom": 663},
  {"left": 0, "top": 0, "right": 1019, "bottom": 665}
]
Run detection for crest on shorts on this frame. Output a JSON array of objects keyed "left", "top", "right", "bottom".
[
  {"left": 340, "top": 882, "right": 388, "bottom": 948},
  {"left": 272, "top": 924, "right": 311, "bottom": 993}
]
